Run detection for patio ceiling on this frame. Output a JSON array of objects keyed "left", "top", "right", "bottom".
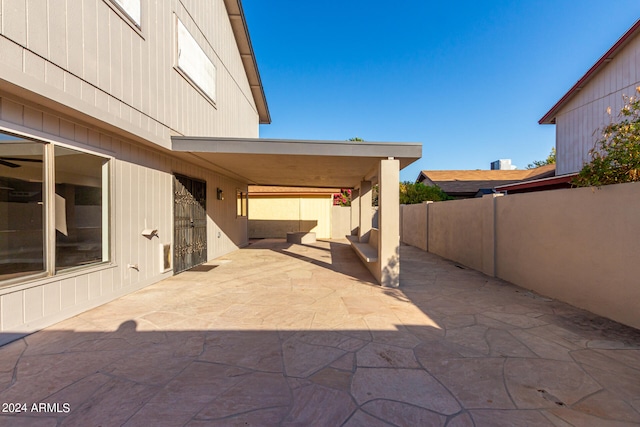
[{"left": 171, "top": 137, "right": 422, "bottom": 188}]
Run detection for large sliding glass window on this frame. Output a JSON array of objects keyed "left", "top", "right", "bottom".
[
  {"left": 0, "top": 137, "right": 45, "bottom": 281},
  {"left": 0, "top": 132, "right": 110, "bottom": 284},
  {"left": 54, "top": 146, "right": 109, "bottom": 271}
]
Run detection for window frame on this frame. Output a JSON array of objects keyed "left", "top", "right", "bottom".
[
  {"left": 0, "top": 131, "right": 113, "bottom": 288},
  {"left": 236, "top": 189, "right": 248, "bottom": 218},
  {"left": 104, "top": 0, "right": 145, "bottom": 38},
  {"left": 174, "top": 14, "right": 217, "bottom": 106}
]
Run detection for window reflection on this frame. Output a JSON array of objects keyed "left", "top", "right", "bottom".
[
  {"left": 54, "top": 146, "right": 108, "bottom": 271},
  {"left": 0, "top": 140, "right": 45, "bottom": 281}
]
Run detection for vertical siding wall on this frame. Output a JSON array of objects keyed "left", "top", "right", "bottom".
[
  {"left": 0, "top": 0, "right": 259, "bottom": 146},
  {"left": 555, "top": 35, "right": 640, "bottom": 175},
  {"left": 0, "top": 97, "right": 248, "bottom": 343},
  {"left": 400, "top": 184, "right": 640, "bottom": 329}
]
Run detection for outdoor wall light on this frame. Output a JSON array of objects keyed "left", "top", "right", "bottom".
[{"left": 217, "top": 188, "right": 224, "bottom": 200}]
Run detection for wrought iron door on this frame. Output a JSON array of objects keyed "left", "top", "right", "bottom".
[{"left": 173, "top": 174, "right": 207, "bottom": 274}]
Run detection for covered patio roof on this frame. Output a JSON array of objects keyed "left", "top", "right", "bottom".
[{"left": 171, "top": 137, "right": 422, "bottom": 188}]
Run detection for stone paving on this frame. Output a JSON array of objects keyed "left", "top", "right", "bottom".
[{"left": 0, "top": 239, "right": 639, "bottom": 426}]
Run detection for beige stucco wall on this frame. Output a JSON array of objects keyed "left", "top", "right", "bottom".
[
  {"left": 400, "top": 183, "right": 640, "bottom": 329},
  {"left": 331, "top": 206, "right": 351, "bottom": 239},
  {"left": 496, "top": 182, "right": 640, "bottom": 329},
  {"left": 427, "top": 198, "right": 486, "bottom": 272},
  {"left": 248, "top": 196, "right": 333, "bottom": 239},
  {"left": 401, "top": 203, "right": 428, "bottom": 251}
]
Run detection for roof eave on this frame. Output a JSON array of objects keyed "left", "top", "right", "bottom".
[
  {"left": 539, "top": 19, "right": 640, "bottom": 125},
  {"left": 224, "top": 0, "right": 271, "bottom": 124}
]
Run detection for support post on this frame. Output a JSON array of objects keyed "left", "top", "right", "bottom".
[
  {"left": 378, "top": 158, "right": 400, "bottom": 287},
  {"left": 350, "top": 188, "right": 360, "bottom": 236},
  {"left": 359, "top": 180, "right": 372, "bottom": 243}
]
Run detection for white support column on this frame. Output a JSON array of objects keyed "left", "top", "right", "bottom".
[
  {"left": 378, "top": 158, "right": 400, "bottom": 287},
  {"left": 359, "top": 180, "right": 372, "bottom": 243}
]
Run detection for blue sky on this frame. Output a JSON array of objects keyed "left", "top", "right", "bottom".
[{"left": 242, "top": 1, "right": 640, "bottom": 182}]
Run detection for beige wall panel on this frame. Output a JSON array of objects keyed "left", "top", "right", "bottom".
[
  {"left": 88, "top": 271, "right": 102, "bottom": 301},
  {"left": 47, "top": 0, "right": 67, "bottom": 68},
  {"left": 23, "top": 286, "right": 43, "bottom": 323},
  {"left": 67, "top": 1, "right": 84, "bottom": 78},
  {"left": 96, "top": 6, "right": 111, "bottom": 91},
  {"left": 23, "top": 106, "right": 43, "bottom": 131},
  {"left": 496, "top": 183, "right": 640, "bottom": 329},
  {"left": 401, "top": 203, "right": 428, "bottom": 251},
  {"left": 331, "top": 206, "right": 351, "bottom": 239},
  {"left": 82, "top": 0, "right": 99, "bottom": 85},
  {"left": 61, "top": 280, "right": 75, "bottom": 309},
  {"left": 0, "top": 36, "right": 24, "bottom": 72},
  {"left": 23, "top": 50, "right": 45, "bottom": 82},
  {"left": 26, "top": 0, "right": 48, "bottom": 57},
  {"left": 248, "top": 196, "right": 333, "bottom": 239},
  {"left": 0, "top": 97, "right": 24, "bottom": 125},
  {"left": 300, "top": 197, "right": 332, "bottom": 238},
  {"left": 75, "top": 274, "right": 89, "bottom": 304},
  {"left": 2, "top": 0, "right": 26, "bottom": 46},
  {"left": 428, "top": 198, "right": 485, "bottom": 272},
  {"left": 1, "top": 291, "right": 24, "bottom": 330},
  {"left": 110, "top": 19, "right": 124, "bottom": 101}
]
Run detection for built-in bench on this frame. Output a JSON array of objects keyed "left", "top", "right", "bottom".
[
  {"left": 347, "top": 228, "right": 379, "bottom": 263},
  {"left": 286, "top": 231, "right": 316, "bottom": 244}
]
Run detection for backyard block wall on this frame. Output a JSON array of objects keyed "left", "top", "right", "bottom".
[{"left": 400, "top": 182, "right": 640, "bottom": 329}]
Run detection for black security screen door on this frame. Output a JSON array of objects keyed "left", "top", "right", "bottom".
[{"left": 173, "top": 174, "right": 207, "bottom": 274}]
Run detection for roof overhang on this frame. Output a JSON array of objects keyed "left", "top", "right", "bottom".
[
  {"left": 539, "top": 19, "right": 640, "bottom": 125},
  {"left": 223, "top": 0, "right": 271, "bottom": 124},
  {"left": 495, "top": 173, "right": 576, "bottom": 193},
  {"left": 172, "top": 137, "right": 422, "bottom": 188}
]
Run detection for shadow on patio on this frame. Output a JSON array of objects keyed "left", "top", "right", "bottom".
[{"left": 0, "top": 239, "right": 639, "bottom": 426}]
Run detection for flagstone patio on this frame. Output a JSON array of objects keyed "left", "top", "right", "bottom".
[{"left": 0, "top": 239, "right": 639, "bottom": 426}]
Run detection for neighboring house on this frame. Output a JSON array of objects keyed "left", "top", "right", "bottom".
[
  {"left": 248, "top": 186, "right": 340, "bottom": 239},
  {"left": 417, "top": 165, "right": 555, "bottom": 199},
  {"left": 540, "top": 19, "right": 640, "bottom": 175},
  {"left": 0, "top": 0, "right": 420, "bottom": 341}
]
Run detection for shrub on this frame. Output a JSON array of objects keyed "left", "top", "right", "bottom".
[
  {"left": 573, "top": 88, "right": 640, "bottom": 187},
  {"left": 399, "top": 181, "right": 451, "bottom": 204}
]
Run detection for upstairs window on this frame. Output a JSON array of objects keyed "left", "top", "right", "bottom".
[
  {"left": 110, "top": 0, "right": 141, "bottom": 27},
  {"left": 176, "top": 16, "right": 217, "bottom": 104}
]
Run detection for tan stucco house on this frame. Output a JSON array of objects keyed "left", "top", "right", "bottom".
[{"left": 0, "top": 0, "right": 420, "bottom": 343}]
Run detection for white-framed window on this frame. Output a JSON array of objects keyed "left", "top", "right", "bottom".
[
  {"left": 0, "top": 132, "right": 110, "bottom": 285},
  {"left": 110, "top": 0, "right": 141, "bottom": 27},
  {"left": 176, "top": 16, "right": 217, "bottom": 104}
]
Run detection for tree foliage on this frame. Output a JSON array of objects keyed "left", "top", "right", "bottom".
[
  {"left": 526, "top": 147, "right": 556, "bottom": 169},
  {"left": 348, "top": 137, "right": 364, "bottom": 142},
  {"left": 573, "top": 88, "right": 640, "bottom": 187},
  {"left": 399, "top": 181, "right": 451, "bottom": 204}
]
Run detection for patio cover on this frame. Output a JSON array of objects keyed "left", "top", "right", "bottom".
[{"left": 171, "top": 137, "right": 422, "bottom": 188}]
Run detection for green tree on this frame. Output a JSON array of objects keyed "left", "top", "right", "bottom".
[
  {"left": 399, "top": 181, "right": 451, "bottom": 204},
  {"left": 348, "top": 137, "right": 365, "bottom": 142},
  {"left": 573, "top": 88, "right": 640, "bottom": 187},
  {"left": 526, "top": 147, "right": 556, "bottom": 169}
]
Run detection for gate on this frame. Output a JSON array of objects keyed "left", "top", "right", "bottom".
[{"left": 173, "top": 174, "right": 207, "bottom": 274}]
